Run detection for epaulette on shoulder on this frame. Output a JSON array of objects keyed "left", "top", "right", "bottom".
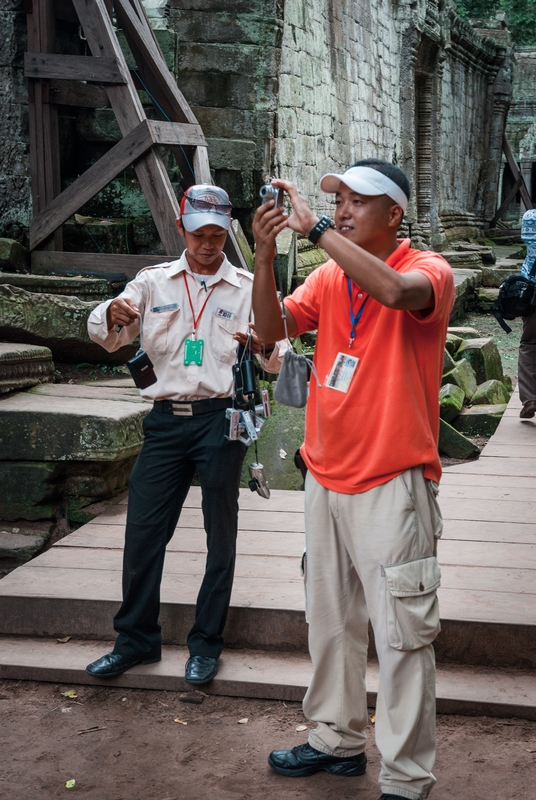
[
  {"left": 135, "top": 262, "right": 172, "bottom": 278},
  {"left": 235, "top": 266, "right": 253, "bottom": 281}
]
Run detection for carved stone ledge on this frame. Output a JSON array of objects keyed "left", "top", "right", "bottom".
[{"left": 0, "top": 343, "right": 55, "bottom": 394}]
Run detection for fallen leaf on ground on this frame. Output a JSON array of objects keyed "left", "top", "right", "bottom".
[
  {"left": 370, "top": 713, "right": 376, "bottom": 724},
  {"left": 62, "top": 689, "right": 77, "bottom": 698},
  {"left": 174, "top": 718, "right": 188, "bottom": 725},
  {"left": 238, "top": 718, "right": 249, "bottom": 724},
  {"left": 296, "top": 725, "right": 307, "bottom": 732},
  {"left": 56, "top": 637, "right": 71, "bottom": 644},
  {"left": 65, "top": 779, "right": 76, "bottom": 789}
]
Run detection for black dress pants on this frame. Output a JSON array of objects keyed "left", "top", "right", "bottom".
[{"left": 113, "top": 406, "right": 247, "bottom": 660}]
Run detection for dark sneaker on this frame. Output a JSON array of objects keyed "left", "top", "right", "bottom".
[{"left": 268, "top": 742, "right": 367, "bottom": 777}]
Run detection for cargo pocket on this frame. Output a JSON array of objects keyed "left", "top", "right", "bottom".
[
  {"left": 382, "top": 556, "right": 441, "bottom": 650},
  {"left": 301, "top": 550, "right": 309, "bottom": 623}
]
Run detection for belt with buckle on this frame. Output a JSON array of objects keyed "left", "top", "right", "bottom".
[{"left": 153, "top": 398, "right": 233, "bottom": 417}]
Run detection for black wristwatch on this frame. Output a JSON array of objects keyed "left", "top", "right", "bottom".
[{"left": 308, "top": 215, "right": 335, "bottom": 245}]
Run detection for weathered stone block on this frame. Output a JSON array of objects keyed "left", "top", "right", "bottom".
[
  {"left": 63, "top": 218, "right": 135, "bottom": 256},
  {"left": 471, "top": 380, "right": 510, "bottom": 406},
  {"left": 0, "top": 530, "right": 48, "bottom": 564},
  {"left": 438, "top": 419, "right": 480, "bottom": 459},
  {"left": 443, "top": 349, "right": 456, "bottom": 375},
  {"left": 0, "top": 385, "right": 149, "bottom": 462},
  {"left": 0, "top": 284, "right": 137, "bottom": 364},
  {"left": 447, "top": 327, "right": 482, "bottom": 339},
  {"left": 206, "top": 138, "right": 257, "bottom": 171},
  {"left": 481, "top": 267, "right": 520, "bottom": 288},
  {"left": 442, "top": 250, "right": 482, "bottom": 269},
  {"left": 452, "top": 404, "right": 507, "bottom": 437},
  {"left": 457, "top": 338, "right": 504, "bottom": 384},
  {"left": 0, "top": 237, "right": 29, "bottom": 272},
  {"left": 0, "top": 343, "right": 55, "bottom": 394},
  {"left": 0, "top": 272, "right": 123, "bottom": 301},
  {"left": 0, "top": 456, "right": 138, "bottom": 522},
  {"left": 445, "top": 333, "right": 463, "bottom": 356},
  {"left": 0, "top": 462, "right": 60, "bottom": 521},
  {"left": 442, "top": 358, "right": 478, "bottom": 400},
  {"left": 439, "top": 383, "right": 465, "bottom": 423}
]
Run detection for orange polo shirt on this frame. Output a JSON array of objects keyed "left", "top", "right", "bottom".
[{"left": 284, "top": 239, "right": 455, "bottom": 494}]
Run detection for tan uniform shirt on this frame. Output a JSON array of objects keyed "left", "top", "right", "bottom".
[{"left": 87, "top": 252, "right": 288, "bottom": 401}]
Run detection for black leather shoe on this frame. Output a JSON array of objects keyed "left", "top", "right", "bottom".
[
  {"left": 85, "top": 651, "right": 161, "bottom": 678},
  {"left": 184, "top": 655, "right": 218, "bottom": 684},
  {"left": 268, "top": 742, "right": 367, "bottom": 777}
]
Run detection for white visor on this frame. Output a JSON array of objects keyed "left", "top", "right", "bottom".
[{"left": 319, "top": 166, "right": 408, "bottom": 211}]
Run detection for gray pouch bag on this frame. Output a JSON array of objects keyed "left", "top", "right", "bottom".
[{"left": 274, "top": 350, "right": 320, "bottom": 408}]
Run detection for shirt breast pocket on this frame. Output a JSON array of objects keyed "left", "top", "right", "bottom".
[
  {"left": 210, "top": 313, "right": 242, "bottom": 364},
  {"left": 143, "top": 307, "right": 181, "bottom": 356}
]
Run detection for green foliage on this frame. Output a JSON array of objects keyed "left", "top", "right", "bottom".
[{"left": 455, "top": 0, "right": 536, "bottom": 46}]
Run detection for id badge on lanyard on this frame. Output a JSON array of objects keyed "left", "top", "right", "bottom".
[
  {"left": 183, "top": 272, "right": 214, "bottom": 366},
  {"left": 326, "top": 279, "right": 368, "bottom": 393}
]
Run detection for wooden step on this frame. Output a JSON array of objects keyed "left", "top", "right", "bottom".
[{"left": 1, "top": 636, "right": 535, "bottom": 721}]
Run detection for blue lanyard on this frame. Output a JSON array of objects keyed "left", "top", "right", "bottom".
[{"left": 347, "top": 278, "right": 368, "bottom": 348}]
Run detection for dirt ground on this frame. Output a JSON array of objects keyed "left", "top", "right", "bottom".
[{"left": 1, "top": 679, "right": 535, "bottom": 800}]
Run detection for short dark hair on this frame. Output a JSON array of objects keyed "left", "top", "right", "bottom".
[{"left": 351, "top": 158, "right": 410, "bottom": 202}]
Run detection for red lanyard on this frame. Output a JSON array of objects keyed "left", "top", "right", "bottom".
[{"left": 183, "top": 272, "right": 215, "bottom": 337}]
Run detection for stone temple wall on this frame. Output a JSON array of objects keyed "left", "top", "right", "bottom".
[
  {"left": 0, "top": 0, "right": 514, "bottom": 249},
  {"left": 436, "top": 14, "right": 513, "bottom": 243},
  {"left": 0, "top": 1, "right": 31, "bottom": 244},
  {"left": 273, "top": 0, "right": 401, "bottom": 217}
]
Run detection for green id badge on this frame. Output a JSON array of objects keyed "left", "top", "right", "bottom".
[{"left": 184, "top": 338, "right": 204, "bottom": 366}]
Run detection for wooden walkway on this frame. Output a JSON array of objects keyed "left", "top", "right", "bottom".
[{"left": 1, "top": 388, "right": 536, "bottom": 717}]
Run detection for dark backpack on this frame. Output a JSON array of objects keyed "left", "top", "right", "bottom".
[{"left": 492, "top": 258, "right": 536, "bottom": 333}]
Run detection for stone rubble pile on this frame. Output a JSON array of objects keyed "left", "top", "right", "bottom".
[{"left": 438, "top": 326, "right": 511, "bottom": 459}]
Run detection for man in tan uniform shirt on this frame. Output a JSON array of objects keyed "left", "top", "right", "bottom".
[{"left": 85, "top": 185, "right": 285, "bottom": 684}]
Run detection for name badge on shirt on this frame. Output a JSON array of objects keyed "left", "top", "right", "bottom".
[
  {"left": 184, "top": 338, "right": 204, "bottom": 366},
  {"left": 326, "top": 352, "right": 359, "bottom": 393},
  {"left": 152, "top": 303, "right": 178, "bottom": 313},
  {"left": 216, "top": 308, "right": 235, "bottom": 320}
]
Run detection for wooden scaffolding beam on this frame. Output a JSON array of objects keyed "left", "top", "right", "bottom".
[
  {"left": 491, "top": 138, "right": 534, "bottom": 228},
  {"left": 25, "top": 0, "right": 249, "bottom": 270}
]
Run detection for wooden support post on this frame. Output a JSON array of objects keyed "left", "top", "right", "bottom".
[{"left": 26, "top": 0, "right": 63, "bottom": 250}]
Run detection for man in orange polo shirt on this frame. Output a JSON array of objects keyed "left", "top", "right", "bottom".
[{"left": 252, "top": 160, "right": 454, "bottom": 800}]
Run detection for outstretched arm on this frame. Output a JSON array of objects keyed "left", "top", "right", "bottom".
[
  {"left": 252, "top": 199, "right": 299, "bottom": 341},
  {"left": 270, "top": 179, "right": 433, "bottom": 312}
]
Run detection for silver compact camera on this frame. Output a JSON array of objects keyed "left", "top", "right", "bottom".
[
  {"left": 259, "top": 184, "right": 283, "bottom": 207},
  {"left": 248, "top": 462, "right": 270, "bottom": 499},
  {"left": 224, "top": 408, "right": 265, "bottom": 445}
]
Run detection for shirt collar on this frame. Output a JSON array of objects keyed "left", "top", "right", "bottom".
[
  {"left": 386, "top": 238, "right": 411, "bottom": 268},
  {"left": 166, "top": 250, "right": 242, "bottom": 287}
]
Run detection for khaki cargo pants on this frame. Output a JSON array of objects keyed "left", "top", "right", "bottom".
[{"left": 302, "top": 467, "right": 443, "bottom": 800}]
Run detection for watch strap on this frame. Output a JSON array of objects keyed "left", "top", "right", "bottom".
[{"left": 308, "top": 215, "right": 335, "bottom": 245}]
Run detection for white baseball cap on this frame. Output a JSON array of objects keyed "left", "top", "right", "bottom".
[
  {"left": 179, "top": 185, "right": 232, "bottom": 231},
  {"left": 319, "top": 166, "right": 409, "bottom": 211}
]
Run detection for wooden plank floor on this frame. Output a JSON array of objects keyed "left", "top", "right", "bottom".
[{"left": 1, "top": 389, "right": 535, "bottom": 656}]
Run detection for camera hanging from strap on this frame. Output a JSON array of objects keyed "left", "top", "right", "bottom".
[{"left": 272, "top": 247, "right": 321, "bottom": 408}]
